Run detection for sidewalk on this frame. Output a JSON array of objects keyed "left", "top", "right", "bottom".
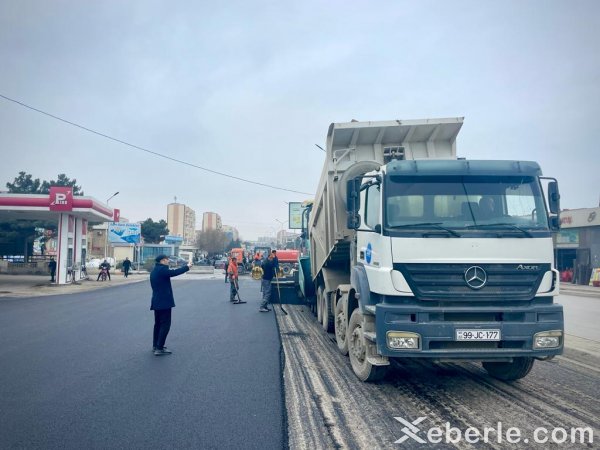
[
  {"left": 0, "top": 271, "right": 149, "bottom": 298},
  {"left": 559, "top": 282, "right": 600, "bottom": 299},
  {"left": 0, "top": 265, "right": 214, "bottom": 298}
]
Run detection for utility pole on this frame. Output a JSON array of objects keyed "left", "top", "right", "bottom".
[{"left": 104, "top": 192, "right": 119, "bottom": 260}]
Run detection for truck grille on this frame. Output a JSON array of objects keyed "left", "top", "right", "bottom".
[{"left": 393, "top": 263, "right": 549, "bottom": 302}]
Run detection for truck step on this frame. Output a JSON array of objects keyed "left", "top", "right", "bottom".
[
  {"left": 367, "top": 355, "right": 390, "bottom": 366},
  {"left": 363, "top": 331, "right": 376, "bottom": 342},
  {"left": 364, "top": 305, "right": 376, "bottom": 315}
]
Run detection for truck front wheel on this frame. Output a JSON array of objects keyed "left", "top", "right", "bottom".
[
  {"left": 335, "top": 294, "right": 349, "bottom": 355},
  {"left": 482, "top": 357, "right": 534, "bottom": 381},
  {"left": 347, "top": 309, "right": 387, "bottom": 382}
]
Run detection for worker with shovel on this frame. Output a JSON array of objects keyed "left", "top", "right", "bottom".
[
  {"left": 229, "top": 257, "right": 246, "bottom": 304},
  {"left": 259, "top": 252, "right": 276, "bottom": 312}
]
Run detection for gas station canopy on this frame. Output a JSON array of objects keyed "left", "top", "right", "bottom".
[{"left": 0, "top": 188, "right": 116, "bottom": 284}]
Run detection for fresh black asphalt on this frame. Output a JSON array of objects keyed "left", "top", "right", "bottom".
[{"left": 0, "top": 276, "right": 285, "bottom": 449}]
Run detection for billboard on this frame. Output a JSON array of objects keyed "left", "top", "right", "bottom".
[
  {"left": 108, "top": 223, "right": 141, "bottom": 244},
  {"left": 288, "top": 202, "right": 307, "bottom": 230},
  {"left": 164, "top": 235, "right": 183, "bottom": 244}
]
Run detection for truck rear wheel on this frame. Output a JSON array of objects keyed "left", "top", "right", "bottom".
[
  {"left": 347, "top": 309, "right": 387, "bottom": 382},
  {"left": 321, "top": 291, "right": 334, "bottom": 332},
  {"left": 335, "top": 294, "right": 349, "bottom": 355},
  {"left": 482, "top": 357, "right": 535, "bottom": 381},
  {"left": 316, "top": 286, "right": 324, "bottom": 323}
]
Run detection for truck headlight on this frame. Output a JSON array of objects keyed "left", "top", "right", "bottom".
[
  {"left": 533, "top": 330, "right": 562, "bottom": 349},
  {"left": 387, "top": 331, "right": 420, "bottom": 350}
]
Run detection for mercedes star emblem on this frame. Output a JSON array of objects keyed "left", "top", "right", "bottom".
[{"left": 464, "top": 266, "right": 487, "bottom": 290}]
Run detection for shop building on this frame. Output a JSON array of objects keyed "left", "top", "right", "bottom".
[{"left": 555, "top": 207, "right": 600, "bottom": 285}]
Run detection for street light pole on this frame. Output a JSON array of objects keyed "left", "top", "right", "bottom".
[
  {"left": 104, "top": 192, "right": 119, "bottom": 260},
  {"left": 275, "top": 219, "right": 288, "bottom": 248}
]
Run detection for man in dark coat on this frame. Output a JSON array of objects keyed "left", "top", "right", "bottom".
[
  {"left": 48, "top": 257, "right": 57, "bottom": 283},
  {"left": 150, "top": 254, "right": 191, "bottom": 356},
  {"left": 122, "top": 257, "right": 132, "bottom": 278}
]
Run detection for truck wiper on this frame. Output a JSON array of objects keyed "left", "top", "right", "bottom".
[
  {"left": 466, "top": 223, "right": 533, "bottom": 237},
  {"left": 389, "top": 222, "right": 461, "bottom": 237}
]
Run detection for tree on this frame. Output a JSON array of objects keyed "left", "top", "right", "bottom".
[
  {"left": 196, "top": 229, "right": 229, "bottom": 255},
  {"left": 40, "top": 174, "right": 84, "bottom": 195},
  {"left": 5, "top": 172, "right": 42, "bottom": 194},
  {"left": 226, "top": 238, "right": 242, "bottom": 251},
  {"left": 6, "top": 171, "right": 83, "bottom": 195},
  {"left": 140, "top": 218, "right": 169, "bottom": 244}
]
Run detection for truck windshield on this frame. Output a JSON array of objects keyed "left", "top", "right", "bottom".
[{"left": 384, "top": 175, "right": 550, "bottom": 234}]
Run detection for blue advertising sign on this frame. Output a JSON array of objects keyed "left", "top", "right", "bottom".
[
  {"left": 108, "top": 223, "right": 141, "bottom": 244},
  {"left": 164, "top": 235, "right": 183, "bottom": 244}
]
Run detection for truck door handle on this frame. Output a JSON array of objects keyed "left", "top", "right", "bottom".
[{"left": 360, "top": 251, "right": 365, "bottom": 259}]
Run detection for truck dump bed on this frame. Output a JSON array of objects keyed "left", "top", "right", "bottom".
[{"left": 309, "top": 118, "right": 464, "bottom": 280}]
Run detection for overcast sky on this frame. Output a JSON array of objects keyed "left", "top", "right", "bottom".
[{"left": 1, "top": 0, "right": 598, "bottom": 240}]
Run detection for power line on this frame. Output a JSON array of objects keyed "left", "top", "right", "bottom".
[{"left": 0, "top": 93, "right": 312, "bottom": 196}]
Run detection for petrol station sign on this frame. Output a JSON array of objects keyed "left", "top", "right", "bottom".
[{"left": 49, "top": 187, "right": 73, "bottom": 211}]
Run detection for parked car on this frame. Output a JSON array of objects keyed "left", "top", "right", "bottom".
[
  {"left": 214, "top": 258, "right": 228, "bottom": 270},
  {"left": 168, "top": 256, "right": 188, "bottom": 267}
]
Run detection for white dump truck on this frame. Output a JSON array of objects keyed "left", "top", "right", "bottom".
[{"left": 307, "top": 118, "right": 563, "bottom": 381}]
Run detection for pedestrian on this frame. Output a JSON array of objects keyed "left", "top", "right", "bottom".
[
  {"left": 48, "top": 256, "right": 57, "bottom": 283},
  {"left": 150, "top": 254, "right": 191, "bottom": 356},
  {"left": 122, "top": 257, "right": 132, "bottom": 278},
  {"left": 224, "top": 257, "right": 230, "bottom": 283},
  {"left": 259, "top": 253, "right": 276, "bottom": 312},
  {"left": 97, "top": 259, "right": 111, "bottom": 281},
  {"left": 228, "top": 256, "right": 240, "bottom": 303}
]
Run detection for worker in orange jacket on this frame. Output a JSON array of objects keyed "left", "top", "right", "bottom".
[{"left": 228, "top": 257, "right": 242, "bottom": 303}]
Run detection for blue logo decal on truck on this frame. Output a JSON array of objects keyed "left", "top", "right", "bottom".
[{"left": 366, "top": 243, "right": 372, "bottom": 264}]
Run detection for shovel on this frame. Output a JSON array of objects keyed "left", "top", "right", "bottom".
[{"left": 233, "top": 278, "right": 246, "bottom": 304}]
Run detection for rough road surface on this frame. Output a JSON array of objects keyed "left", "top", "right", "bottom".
[{"left": 278, "top": 305, "right": 599, "bottom": 449}]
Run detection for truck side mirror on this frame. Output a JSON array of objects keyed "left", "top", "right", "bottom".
[
  {"left": 548, "top": 181, "right": 560, "bottom": 215},
  {"left": 549, "top": 216, "right": 560, "bottom": 231},
  {"left": 346, "top": 178, "right": 361, "bottom": 229}
]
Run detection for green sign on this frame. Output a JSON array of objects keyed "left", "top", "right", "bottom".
[{"left": 556, "top": 229, "right": 579, "bottom": 245}]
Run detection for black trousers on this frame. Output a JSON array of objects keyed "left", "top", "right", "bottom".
[
  {"left": 124, "top": 268, "right": 130, "bottom": 277},
  {"left": 153, "top": 308, "right": 172, "bottom": 349}
]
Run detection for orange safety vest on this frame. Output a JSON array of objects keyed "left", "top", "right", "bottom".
[{"left": 228, "top": 261, "right": 238, "bottom": 279}]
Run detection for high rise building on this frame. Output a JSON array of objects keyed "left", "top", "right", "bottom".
[
  {"left": 202, "top": 212, "right": 222, "bottom": 231},
  {"left": 222, "top": 224, "right": 239, "bottom": 241},
  {"left": 167, "top": 203, "right": 196, "bottom": 246}
]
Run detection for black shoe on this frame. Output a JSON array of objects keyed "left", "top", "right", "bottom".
[{"left": 154, "top": 348, "right": 172, "bottom": 356}]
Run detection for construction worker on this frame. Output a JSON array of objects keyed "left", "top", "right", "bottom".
[{"left": 228, "top": 257, "right": 240, "bottom": 303}]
